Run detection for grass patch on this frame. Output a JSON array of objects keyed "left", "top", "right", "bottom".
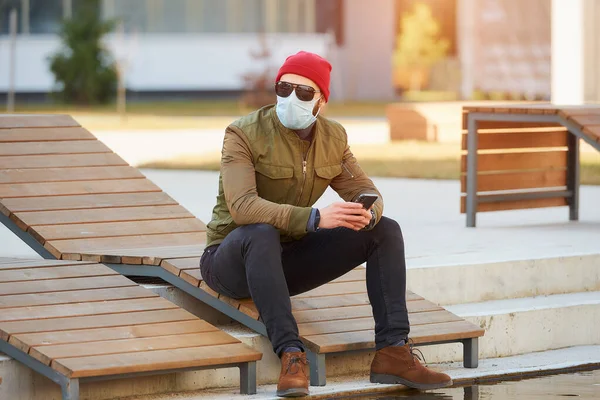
[
  {"left": 140, "top": 141, "right": 600, "bottom": 185},
  {"left": 582, "top": 152, "right": 600, "bottom": 185},
  {"left": 15, "top": 99, "right": 389, "bottom": 117},
  {"left": 11, "top": 100, "right": 390, "bottom": 131}
]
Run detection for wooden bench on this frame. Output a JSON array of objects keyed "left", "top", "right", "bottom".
[
  {"left": 0, "top": 258, "right": 261, "bottom": 400},
  {"left": 461, "top": 104, "right": 600, "bottom": 227},
  {"left": 0, "top": 114, "right": 484, "bottom": 386}
]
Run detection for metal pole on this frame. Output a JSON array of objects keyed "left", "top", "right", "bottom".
[
  {"left": 465, "top": 114, "right": 478, "bottom": 227},
  {"left": 7, "top": 8, "right": 17, "bottom": 112},
  {"left": 21, "top": 0, "right": 30, "bottom": 34},
  {"left": 63, "top": 0, "right": 73, "bottom": 19},
  {"left": 567, "top": 132, "right": 580, "bottom": 221}
]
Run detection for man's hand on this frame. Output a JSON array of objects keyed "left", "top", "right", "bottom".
[{"left": 318, "top": 202, "right": 373, "bottom": 231}]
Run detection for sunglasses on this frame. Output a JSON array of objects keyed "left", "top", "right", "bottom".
[{"left": 275, "top": 81, "right": 321, "bottom": 102}]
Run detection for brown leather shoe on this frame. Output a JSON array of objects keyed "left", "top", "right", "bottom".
[
  {"left": 370, "top": 343, "right": 453, "bottom": 390},
  {"left": 276, "top": 351, "right": 310, "bottom": 397}
]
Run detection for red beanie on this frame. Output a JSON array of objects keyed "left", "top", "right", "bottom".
[{"left": 276, "top": 51, "right": 332, "bottom": 101}]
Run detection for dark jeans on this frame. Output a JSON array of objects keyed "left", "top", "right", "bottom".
[{"left": 200, "top": 216, "right": 410, "bottom": 356}]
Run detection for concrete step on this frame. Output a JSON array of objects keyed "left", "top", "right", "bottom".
[
  {"left": 422, "top": 290, "right": 600, "bottom": 364},
  {"left": 407, "top": 253, "right": 600, "bottom": 305},
  {"left": 91, "top": 345, "right": 600, "bottom": 400},
  {"left": 2, "top": 291, "right": 598, "bottom": 400},
  {"left": 142, "top": 252, "right": 600, "bottom": 327}
]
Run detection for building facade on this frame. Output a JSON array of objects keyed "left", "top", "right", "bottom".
[{"left": 0, "top": 0, "right": 598, "bottom": 102}]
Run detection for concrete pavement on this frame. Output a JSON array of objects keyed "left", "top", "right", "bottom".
[{"left": 2, "top": 170, "right": 599, "bottom": 265}]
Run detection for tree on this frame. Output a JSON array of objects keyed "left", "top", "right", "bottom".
[
  {"left": 393, "top": 2, "right": 450, "bottom": 92},
  {"left": 239, "top": 33, "right": 277, "bottom": 110},
  {"left": 48, "top": 0, "right": 117, "bottom": 104}
]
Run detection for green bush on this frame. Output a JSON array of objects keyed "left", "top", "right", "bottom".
[{"left": 48, "top": 0, "right": 117, "bottom": 105}]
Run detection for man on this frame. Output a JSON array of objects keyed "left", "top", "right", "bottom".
[{"left": 201, "top": 51, "right": 452, "bottom": 397}]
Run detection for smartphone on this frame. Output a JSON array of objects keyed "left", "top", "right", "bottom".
[{"left": 354, "top": 193, "right": 378, "bottom": 210}]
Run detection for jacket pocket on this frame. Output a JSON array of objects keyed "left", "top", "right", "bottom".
[
  {"left": 255, "top": 163, "right": 294, "bottom": 179},
  {"left": 315, "top": 164, "right": 342, "bottom": 180},
  {"left": 255, "top": 162, "right": 295, "bottom": 204},
  {"left": 310, "top": 164, "right": 342, "bottom": 204}
]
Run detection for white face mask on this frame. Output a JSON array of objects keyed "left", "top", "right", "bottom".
[{"left": 275, "top": 91, "right": 321, "bottom": 130}]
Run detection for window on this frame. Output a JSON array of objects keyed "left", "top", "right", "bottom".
[
  {"left": 29, "top": 0, "right": 63, "bottom": 34},
  {"left": 99, "top": 0, "right": 315, "bottom": 34},
  {"left": 0, "top": 0, "right": 96, "bottom": 35},
  {"left": 0, "top": 0, "right": 23, "bottom": 34}
]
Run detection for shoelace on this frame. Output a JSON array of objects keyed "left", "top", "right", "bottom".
[
  {"left": 408, "top": 338, "right": 427, "bottom": 365},
  {"left": 285, "top": 355, "right": 309, "bottom": 375}
]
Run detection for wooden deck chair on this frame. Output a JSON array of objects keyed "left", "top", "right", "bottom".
[
  {"left": 461, "top": 104, "right": 600, "bottom": 227},
  {"left": 0, "top": 114, "right": 484, "bottom": 386},
  {"left": 0, "top": 258, "right": 261, "bottom": 400}
]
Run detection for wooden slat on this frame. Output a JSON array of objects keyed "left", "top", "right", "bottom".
[
  {"left": 0, "top": 166, "right": 144, "bottom": 184},
  {"left": 460, "top": 196, "right": 568, "bottom": 213},
  {"left": 0, "top": 259, "right": 92, "bottom": 270},
  {"left": 45, "top": 232, "right": 205, "bottom": 258},
  {"left": 0, "top": 140, "right": 111, "bottom": 156},
  {"left": 1, "top": 192, "right": 178, "bottom": 212},
  {"left": 583, "top": 125, "right": 600, "bottom": 141},
  {"left": 161, "top": 257, "right": 200, "bottom": 270},
  {"left": 52, "top": 342, "right": 261, "bottom": 378},
  {"left": 31, "top": 331, "right": 238, "bottom": 366},
  {"left": 0, "top": 275, "right": 134, "bottom": 296},
  {"left": 0, "top": 115, "right": 79, "bottom": 129},
  {"left": 0, "top": 127, "right": 94, "bottom": 142},
  {"left": 11, "top": 320, "right": 216, "bottom": 349},
  {"left": 460, "top": 120, "right": 563, "bottom": 131},
  {"left": 460, "top": 169, "right": 568, "bottom": 193},
  {"left": 465, "top": 105, "right": 560, "bottom": 114},
  {"left": 0, "top": 264, "right": 117, "bottom": 282},
  {"left": 0, "top": 202, "right": 9, "bottom": 216},
  {"left": 558, "top": 107, "right": 600, "bottom": 119},
  {"left": 0, "top": 179, "right": 161, "bottom": 198},
  {"left": 303, "top": 320, "right": 484, "bottom": 353},
  {"left": 460, "top": 150, "right": 568, "bottom": 172},
  {"left": 31, "top": 218, "right": 205, "bottom": 241},
  {"left": 180, "top": 269, "right": 202, "bottom": 286},
  {"left": 293, "top": 281, "right": 367, "bottom": 299},
  {"left": 460, "top": 130, "right": 568, "bottom": 150},
  {"left": 567, "top": 115, "right": 600, "bottom": 129},
  {"left": 93, "top": 245, "right": 205, "bottom": 266},
  {"left": 0, "top": 153, "right": 127, "bottom": 169},
  {"left": 0, "top": 309, "right": 197, "bottom": 341},
  {"left": 12, "top": 205, "right": 193, "bottom": 227},
  {"left": 0, "top": 286, "right": 155, "bottom": 309},
  {"left": 291, "top": 293, "right": 370, "bottom": 310},
  {"left": 295, "top": 303, "right": 446, "bottom": 325},
  {"left": 0, "top": 297, "right": 178, "bottom": 322},
  {"left": 294, "top": 305, "right": 372, "bottom": 324},
  {"left": 298, "top": 310, "right": 459, "bottom": 336},
  {"left": 288, "top": 291, "right": 422, "bottom": 312},
  {"left": 161, "top": 257, "right": 200, "bottom": 275}
]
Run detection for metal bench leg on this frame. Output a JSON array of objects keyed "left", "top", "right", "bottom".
[
  {"left": 306, "top": 351, "right": 326, "bottom": 386},
  {"left": 61, "top": 378, "right": 79, "bottom": 400},
  {"left": 567, "top": 132, "right": 580, "bottom": 221},
  {"left": 462, "top": 338, "right": 478, "bottom": 368},
  {"left": 239, "top": 361, "right": 257, "bottom": 395},
  {"left": 466, "top": 115, "right": 478, "bottom": 228},
  {"left": 464, "top": 384, "right": 480, "bottom": 400}
]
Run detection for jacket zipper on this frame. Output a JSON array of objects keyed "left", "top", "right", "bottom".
[
  {"left": 342, "top": 161, "right": 355, "bottom": 178},
  {"left": 297, "top": 157, "right": 308, "bottom": 205}
]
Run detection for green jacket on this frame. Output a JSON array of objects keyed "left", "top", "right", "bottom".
[{"left": 206, "top": 105, "right": 384, "bottom": 247}]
